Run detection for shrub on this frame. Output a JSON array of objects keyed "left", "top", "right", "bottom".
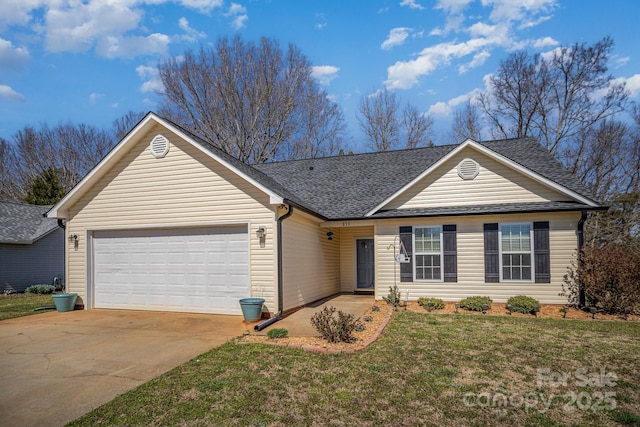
[
  {"left": 562, "top": 243, "right": 640, "bottom": 314},
  {"left": 506, "top": 295, "right": 540, "bottom": 314},
  {"left": 25, "top": 284, "right": 55, "bottom": 294},
  {"left": 417, "top": 297, "right": 445, "bottom": 310},
  {"left": 266, "top": 328, "right": 288, "bottom": 339},
  {"left": 371, "top": 305, "right": 380, "bottom": 312},
  {"left": 459, "top": 296, "right": 493, "bottom": 312},
  {"left": 354, "top": 322, "right": 366, "bottom": 332},
  {"left": 310, "top": 306, "right": 356, "bottom": 343},
  {"left": 383, "top": 285, "right": 402, "bottom": 309}
]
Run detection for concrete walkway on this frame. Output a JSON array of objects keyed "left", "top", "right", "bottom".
[
  {"left": 0, "top": 309, "right": 251, "bottom": 427},
  {"left": 256, "top": 294, "right": 375, "bottom": 336}
]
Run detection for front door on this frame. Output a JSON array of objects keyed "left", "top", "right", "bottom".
[{"left": 356, "top": 238, "right": 375, "bottom": 289}]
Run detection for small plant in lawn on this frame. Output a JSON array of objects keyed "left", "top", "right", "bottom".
[
  {"left": 363, "top": 315, "right": 373, "bottom": 322},
  {"left": 383, "top": 285, "right": 402, "bottom": 310},
  {"left": 371, "top": 305, "right": 380, "bottom": 312},
  {"left": 354, "top": 322, "right": 366, "bottom": 332},
  {"left": 417, "top": 297, "right": 445, "bottom": 311},
  {"left": 506, "top": 296, "right": 540, "bottom": 315},
  {"left": 25, "top": 284, "right": 55, "bottom": 294},
  {"left": 459, "top": 296, "right": 493, "bottom": 312},
  {"left": 310, "top": 306, "right": 357, "bottom": 343},
  {"left": 266, "top": 328, "right": 288, "bottom": 339}
]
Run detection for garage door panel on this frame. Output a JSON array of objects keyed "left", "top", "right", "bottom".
[{"left": 93, "top": 226, "right": 249, "bottom": 314}]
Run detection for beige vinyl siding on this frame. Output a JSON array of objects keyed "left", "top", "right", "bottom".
[
  {"left": 338, "top": 226, "right": 374, "bottom": 292},
  {"left": 281, "top": 210, "right": 340, "bottom": 310},
  {"left": 65, "top": 124, "right": 278, "bottom": 309},
  {"left": 375, "top": 211, "right": 580, "bottom": 304},
  {"left": 384, "top": 146, "right": 571, "bottom": 210}
]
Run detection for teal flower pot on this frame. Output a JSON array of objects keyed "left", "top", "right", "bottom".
[
  {"left": 239, "top": 298, "right": 265, "bottom": 322},
  {"left": 52, "top": 293, "right": 78, "bottom": 312}
]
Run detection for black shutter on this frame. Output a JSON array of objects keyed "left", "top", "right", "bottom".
[
  {"left": 443, "top": 224, "right": 457, "bottom": 282},
  {"left": 399, "top": 226, "right": 413, "bottom": 282},
  {"left": 534, "top": 221, "right": 550, "bottom": 283},
  {"left": 484, "top": 223, "right": 499, "bottom": 283}
]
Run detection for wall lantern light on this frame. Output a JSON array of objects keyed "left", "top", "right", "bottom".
[
  {"left": 256, "top": 227, "right": 266, "bottom": 239},
  {"left": 68, "top": 234, "right": 78, "bottom": 242}
]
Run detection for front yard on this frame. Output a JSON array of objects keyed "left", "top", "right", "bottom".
[
  {"left": 69, "top": 311, "right": 640, "bottom": 426},
  {"left": 0, "top": 293, "right": 54, "bottom": 320}
]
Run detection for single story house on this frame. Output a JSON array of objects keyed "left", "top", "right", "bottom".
[
  {"left": 1, "top": 201, "right": 64, "bottom": 293},
  {"left": 47, "top": 112, "right": 604, "bottom": 317}
]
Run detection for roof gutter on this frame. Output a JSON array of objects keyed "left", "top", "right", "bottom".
[{"left": 254, "top": 203, "right": 294, "bottom": 331}]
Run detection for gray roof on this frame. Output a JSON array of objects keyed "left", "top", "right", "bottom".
[
  {"left": 253, "top": 138, "right": 599, "bottom": 220},
  {"left": 0, "top": 202, "right": 60, "bottom": 244}
]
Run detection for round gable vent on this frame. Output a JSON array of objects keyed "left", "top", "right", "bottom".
[
  {"left": 149, "top": 134, "right": 169, "bottom": 158},
  {"left": 457, "top": 158, "right": 479, "bottom": 180}
]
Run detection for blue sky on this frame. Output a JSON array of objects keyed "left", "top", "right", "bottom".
[{"left": 1, "top": 0, "right": 639, "bottom": 151}]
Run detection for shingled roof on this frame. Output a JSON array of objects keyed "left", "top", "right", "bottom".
[
  {"left": 254, "top": 138, "right": 599, "bottom": 220},
  {"left": 0, "top": 202, "right": 60, "bottom": 244}
]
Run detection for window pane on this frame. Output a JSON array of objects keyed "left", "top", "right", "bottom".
[
  {"left": 416, "top": 254, "right": 441, "bottom": 280},
  {"left": 415, "top": 227, "right": 440, "bottom": 254}
]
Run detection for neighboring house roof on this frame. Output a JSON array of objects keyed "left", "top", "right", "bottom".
[
  {"left": 47, "top": 112, "right": 603, "bottom": 222},
  {"left": 0, "top": 202, "right": 60, "bottom": 244}
]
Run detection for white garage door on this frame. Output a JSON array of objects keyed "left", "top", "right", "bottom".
[{"left": 92, "top": 225, "right": 249, "bottom": 314}]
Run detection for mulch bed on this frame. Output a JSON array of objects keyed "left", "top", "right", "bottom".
[{"left": 238, "top": 301, "right": 637, "bottom": 353}]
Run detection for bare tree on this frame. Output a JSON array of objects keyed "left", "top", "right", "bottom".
[
  {"left": 404, "top": 104, "right": 434, "bottom": 148},
  {"left": 158, "top": 36, "right": 345, "bottom": 163},
  {"left": 478, "top": 50, "right": 542, "bottom": 141},
  {"left": 5, "top": 122, "right": 113, "bottom": 203},
  {"left": 480, "top": 37, "right": 628, "bottom": 168},
  {"left": 358, "top": 88, "right": 433, "bottom": 151},
  {"left": 358, "top": 89, "right": 400, "bottom": 151},
  {"left": 449, "top": 100, "right": 483, "bottom": 143},
  {"left": 112, "top": 110, "right": 147, "bottom": 142}
]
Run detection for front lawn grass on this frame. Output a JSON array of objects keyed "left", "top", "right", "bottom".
[
  {"left": 0, "top": 293, "right": 54, "bottom": 320},
  {"left": 69, "top": 312, "right": 640, "bottom": 427}
]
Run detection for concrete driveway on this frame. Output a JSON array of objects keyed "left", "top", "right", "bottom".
[{"left": 0, "top": 309, "right": 251, "bottom": 427}]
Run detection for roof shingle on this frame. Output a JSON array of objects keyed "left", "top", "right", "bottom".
[{"left": 0, "top": 202, "right": 59, "bottom": 244}]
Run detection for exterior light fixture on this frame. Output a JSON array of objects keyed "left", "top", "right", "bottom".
[
  {"left": 68, "top": 234, "right": 78, "bottom": 242},
  {"left": 256, "top": 227, "right": 266, "bottom": 239},
  {"left": 427, "top": 301, "right": 434, "bottom": 312},
  {"left": 482, "top": 304, "right": 489, "bottom": 315},
  {"left": 533, "top": 305, "right": 540, "bottom": 317},
  {"left": 590, "top": 306, "right": 598, "bottom": 320},
  {"left": 326, "top": 231, "right": 334, "bottom": 241},
  {"left": 624, "top": 307, "right": 631, "bottom": 321},
  {"left": 506, "top": 304, "right": 513, "bottom": 315},
  {"left": 454, "top": 303, "right": 460, "bottom": 314},
  {"left": 562, "top": 306, "right": 569, "bottom": 318}
]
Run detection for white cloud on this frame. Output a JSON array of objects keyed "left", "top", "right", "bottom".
[
  {"left": 315, "top": 13, "right": 327, "bottom": 30},
  {"left": 381, "top": 27, "right": 412, "bottom": 50},
  {"left": 385, "top": 38, "right": 493, "bottom": 89},
  {"left": 427, "top": 88, "right": 480, "bottom": 117},
  {"left": 226, "top": 3, "right": 248, "bottom": 29},
  {"left": 89, "top": 92, "right": 104, "bottom": 104},
  {"left": 136, "top": 65, "right": 164, "bottom": 93},
  {"left": 400, "top": 0, "right": 425, "bottom": 10},
  {"left": 0, "top": 0, "right": 47, "bottom": 29},
  {"left": 614, "top": 56, "right": 630, "bottom": 69},
  {"left": 532, "top": 36, "right": 558, "bottom": 48},
  {"left": 311, "top": 65, "right": 340, "bottom": 86},
  {"left": 458, "top": 50, "right": 490, "bottom": 73},
  {"left": 177, "top": 17, "right": 206, "bottom": 42},
  {"left": 0, "top": 38, "right": 30, "bottom": 70},
  {"left": 96, "top": 33, "right": 170, "bottom": 59},
  {"left": 608, "top": 74, "right": 640, "bottom": 99},
  {"left": 179, "top": 0, "right": 224, "bottom": 13},
  {"left": 484, "top": 0, "right": 557, "bottom": 23},
  {"left": 0, "top": 84, "right": 25, "bottom": 102}
]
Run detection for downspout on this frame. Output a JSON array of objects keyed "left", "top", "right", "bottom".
[
  {"left": 577, "top": 210, "right": 587, "bottom": 307},
  {"left": 254, "top": 204, "right": 294, "bottom": 332}
]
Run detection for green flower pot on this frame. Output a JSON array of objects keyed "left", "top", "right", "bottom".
[
  {"left": 239, "top": 298, "right": 265, "bottom": 322},
  {"left": 52, "top": 293, "right": 78, "bottom": 312}
]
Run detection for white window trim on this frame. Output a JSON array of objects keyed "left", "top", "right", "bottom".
[
  {"left": 499, "top": 222, "right": 535, "bottom": 283},
  {"left": 412, "top": 225, "right": 444, "bottom": 282}
]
